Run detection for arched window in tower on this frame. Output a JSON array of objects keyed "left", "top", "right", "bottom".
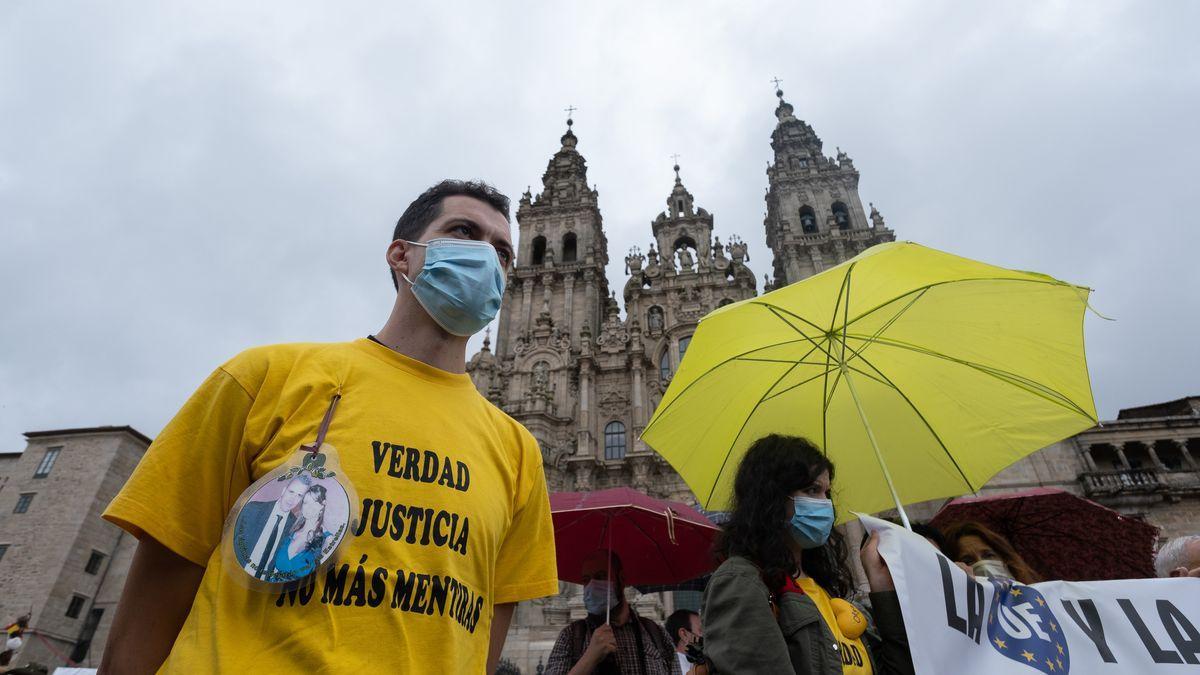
[
  {"left": 677, "top": 200, "right": 685, "bottom": 217},
  {"left": 659, "top": 349, "right": 671, "bottom": 382},
  {"left": 604, "top": 421, "right": 627, "bottom": 460},
  {"left": 678, "top": 335, "right": 692, "bottom": 365},
  {"left": 799, "top": 206, "right": 818, "bottom": 234},
  {"left": 561, "top": 232, "right": 577, "bottom": 263},
  {"left": 832, "top": 202, "right": 850, "bottom": 230},
  {"left": 531, "top": 236, "right": 547, "bottom": 265}
]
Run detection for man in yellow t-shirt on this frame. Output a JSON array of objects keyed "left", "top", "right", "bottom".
[{"left": 99, "top": 180, "right": 558, "bottom": 674}]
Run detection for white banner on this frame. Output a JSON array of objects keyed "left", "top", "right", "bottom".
[{"left": 861, "top": 515, "right": 1200, "bottom": 674}]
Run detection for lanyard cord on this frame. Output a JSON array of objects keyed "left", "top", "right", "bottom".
[{"left": 304, "top": 394, "right": 341, "bottom": 454}]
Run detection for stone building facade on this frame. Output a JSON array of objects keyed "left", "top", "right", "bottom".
[
  {"left": 471, "top": 90, "right": 896, "bottom": 671},
  {"left": 0, "top": 426, "right": 148, "bottom": 670}
]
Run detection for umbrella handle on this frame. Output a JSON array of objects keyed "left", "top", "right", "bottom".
[{"left": 842, "top": 364, "right": 912, "bottom": 531}]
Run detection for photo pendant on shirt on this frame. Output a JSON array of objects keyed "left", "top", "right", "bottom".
[{"left": 222, "top": 443, "right": 356, "bottom": 589}]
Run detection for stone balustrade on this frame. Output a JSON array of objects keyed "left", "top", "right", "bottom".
[{"left": 1079, "top": 468, "right": 1166, "bottom": 496}]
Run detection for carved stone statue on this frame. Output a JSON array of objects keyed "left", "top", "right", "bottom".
[
  {"left": 544, "top": 247, "right": 555, "bottom": 266},
  {"left": 624, "top": 247, "right": 645, "bottom": 274},
  {"left": 677, "top": 246, "right": 695, "bottom": 271},
  {"left": 645, "top": 243, "right": 661, "bottom": 274},
  {"left": 533, "top": 361, "right": 550, "bottom": 389},
  {"left": 870, "top": 203, "right": 886, "bottom": 229},
  {"left": 647, "top": 306, "right": 664, "bottom": 333},
  {"left": 729, "top": 237, "right": 748, "bottom": 264}
]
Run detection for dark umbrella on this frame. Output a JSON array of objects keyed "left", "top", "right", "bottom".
[
  {"left": 930, "top": 487, "right": 1159, "bottom": 581},
  {"left": 551, "top": 488, "right": 720, "bottom": 587}
]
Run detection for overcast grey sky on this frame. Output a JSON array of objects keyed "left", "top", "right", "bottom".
[{"left": 2, "top": 1, "right": 1197, "bottom": 450}]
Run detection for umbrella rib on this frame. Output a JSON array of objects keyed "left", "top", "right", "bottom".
[
  {"left": 846, "top": 335, "right": 1095, "bottom": 422},
  {"left": 704, "top": 359, "right": 805, "bottom": 507},
  {"left": 754, "top": 302, "right": 828, "bottom": 336},
  {"left": 838, "top": 276, "right": 1091, "bottom": 330},
  {"left": 839, "top": 340, "right": 978, "bottom": 495},
  {"left": 628, "top": 516, "right": 678, "bottom": 582},
  {"left": 642, "top": 337, "right": 814, "bottom": 437},
  {"left": 828, "top": 263, "right": 854, "bottom": 334},
  {"left": 763, "top": 365, "right": 841, "bottom": 403},
  {"left": 841, "top": 288, "right": 930, "bottom": 361}
]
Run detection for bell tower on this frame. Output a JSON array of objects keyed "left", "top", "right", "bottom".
[
  {"left": 763, "top": 86, "right": 895, "bottom": 287},
  {"left": 494, "top": 115, "right": 611, "bottom": 363}
]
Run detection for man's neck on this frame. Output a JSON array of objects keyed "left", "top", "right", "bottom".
[
  {"left": 608, "top": 601, "right": 632, "bottom": 627},
  {"left": 376, "top": 297, "right": 469, "bottom": 374}
]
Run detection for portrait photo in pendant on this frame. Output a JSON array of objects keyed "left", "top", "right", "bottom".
[{"left": 231, "top": 469, "right": 351, "bottom": 583}]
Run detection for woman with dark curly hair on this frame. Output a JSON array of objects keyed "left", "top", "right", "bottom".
[{"left": 699, "top": 434, "right": 913, "bottom": 674}]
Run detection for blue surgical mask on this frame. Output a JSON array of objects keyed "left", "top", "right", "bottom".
[
  {"left": 583, "top": 579, "right": 617, "bottom": 616},
  {"left": 789, "top": 496, "right": 835, "bottom": 549},
  {"left": 401, "top": 239, "right": 506, "bottom": 336}
]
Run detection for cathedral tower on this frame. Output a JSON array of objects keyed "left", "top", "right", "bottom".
[
  {"left": 763, "top": 87, "right": 895, "bottom": 287},
  {"left": 469, "top": 117, "right": 613, "bottom": 486}
]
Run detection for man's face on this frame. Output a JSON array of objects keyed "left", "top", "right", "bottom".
[
  {"left": 279, "top": 481, "right": 308, "bottom": 512},
  {"left": 580, "top": 552, "right": 623, "bottom": 598},
  {"left": 688, "top": 614, "right": 703, "bottom": 640},
  {"left": 390, "top": 195, "right": 515, "bottom": 287}
]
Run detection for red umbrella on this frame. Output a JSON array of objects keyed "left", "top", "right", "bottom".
[
  {"left": 550, "top": 487, "right": 720, "bottom": 587},
  {"left": 930, "top": 487, "right": 1160, "bottom": 581}
]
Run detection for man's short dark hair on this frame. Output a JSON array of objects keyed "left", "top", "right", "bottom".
[
  {"left": 665, "top": 609, "right": 698, "bottom": 646},
  {"left": 389, "top": 179, "right": 511, "bottom": 289}
]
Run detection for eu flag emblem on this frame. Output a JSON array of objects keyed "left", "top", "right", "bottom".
[{"left": 986, "top": 581, "right": 1070, "bottom": 674}]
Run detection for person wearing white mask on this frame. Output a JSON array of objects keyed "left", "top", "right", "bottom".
[
  {"left": 942, "top": 521, "right": 1043, "bottom": 585},
  {"left": 545, "top": 550, "right": 681, "bottom": 675}
]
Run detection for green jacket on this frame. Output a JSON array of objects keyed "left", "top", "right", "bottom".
[{"left": 700, "top": 556, "right": 914, "bottom": 675}]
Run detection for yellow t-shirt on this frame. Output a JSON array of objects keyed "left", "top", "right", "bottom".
[
  {"left": 795, "top": 578, "right": 874, "bottom": 675},
  {"left": 104, "top": 339, "right": 559, "bottom": 674}
]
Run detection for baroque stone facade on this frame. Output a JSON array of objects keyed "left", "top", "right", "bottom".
[
  {"left": 0, "top": 426, "right": 148, "bottom": 670},
  {"left": 470, "top": 91, "right": 895, "bottom": 671}
]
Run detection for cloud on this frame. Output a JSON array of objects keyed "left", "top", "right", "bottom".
[{"left": 1, "top": 0, "right": 1197, "bottom": 448}]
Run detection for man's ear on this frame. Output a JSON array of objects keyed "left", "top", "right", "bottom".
[{"left": 387, "top": 240, "right": 412, "bottom": 282}]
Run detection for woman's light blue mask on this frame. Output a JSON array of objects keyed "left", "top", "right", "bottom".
[
  {"left": 401, "top": 238, "right": 506, "bottom": 336},
  {"left": 789, "top": 496, "right": 835, "bottom": 549}
]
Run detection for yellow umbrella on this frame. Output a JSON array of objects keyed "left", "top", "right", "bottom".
[{"left": 642, "top": 242, "right": 1099, "bottom": 526}]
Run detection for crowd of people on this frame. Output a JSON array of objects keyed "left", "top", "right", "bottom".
[{"left": 544, "top": 434, "right": 1200, "bottom": 675}]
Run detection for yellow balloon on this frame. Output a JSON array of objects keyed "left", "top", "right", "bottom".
[{"left": 830, "top": 598, "right": 866, "bottom": 639}]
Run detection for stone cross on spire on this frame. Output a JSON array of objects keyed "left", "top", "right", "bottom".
[{"left": 670, "top": 154, "right": 682, "bottom": 183}]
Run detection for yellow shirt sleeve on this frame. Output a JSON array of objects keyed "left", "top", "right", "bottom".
[
  {"left": 103, "top": 365, "right": 257, "bottom": 566},
  {"left": 492, "top": 426, "right": 559, "bottom": 604}
]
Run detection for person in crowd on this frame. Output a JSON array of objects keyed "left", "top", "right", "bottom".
[
  {"left": 665, "top": 609, "right": 702, "bottom": 674},
  {"left": 941, "top": 521, "right": 1041, "bottom": 583},
  {"left": 99, "top": 180, "right": 558, "bottom": 674},
  {"left": 700, "top": 434, "right": 914, "bottom": 674},
  {"left": 273, "top": 484, "right": 332, "bottom": 578},
  {"left": 545, "top": 550, "right": 681, "bottom": 675},
  {"left": 1155, "top": 534, "right": 1200, "bottom": 578}
]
